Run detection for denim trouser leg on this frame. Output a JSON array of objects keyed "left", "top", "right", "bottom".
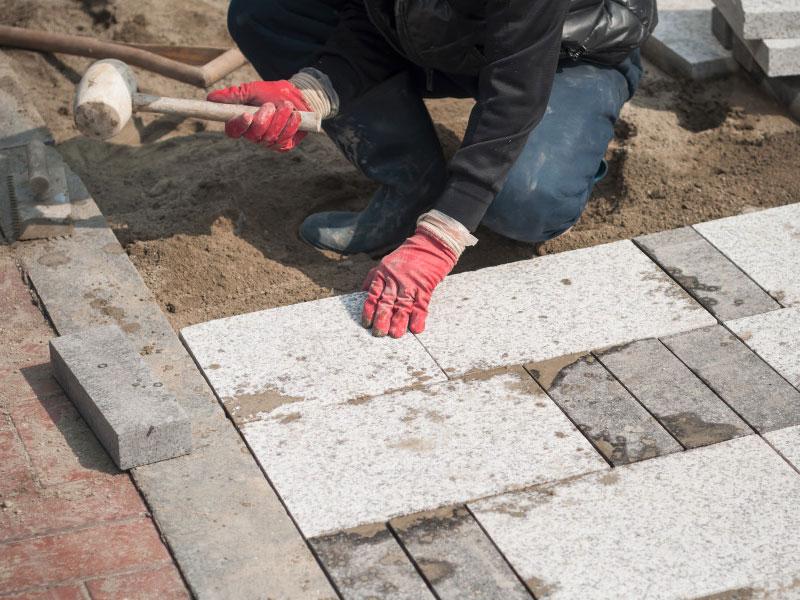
[{"left": 483, "top": 54, "right": 642, "bottom": 243}]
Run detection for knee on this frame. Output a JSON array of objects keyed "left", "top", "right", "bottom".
[
  {"left": 227, "top": 0, "right": 258, "bottom": 46},
  {"left": 484, "top": 170, "right": 589, "bottom": 243}
]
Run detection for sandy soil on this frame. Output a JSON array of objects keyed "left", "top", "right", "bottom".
[{"left": 3, "top": 0, "right": 799, "bottom": 330}]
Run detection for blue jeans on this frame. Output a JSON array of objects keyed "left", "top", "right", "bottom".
[{"left": 227, "top": 0, "right": 643, "bottom": 243}]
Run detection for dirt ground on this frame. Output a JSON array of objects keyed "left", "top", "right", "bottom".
[{"left": 3, "top": 1, "right": 800, "bottom": 330}]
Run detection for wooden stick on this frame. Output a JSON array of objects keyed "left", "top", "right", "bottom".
[
  {"left": 0, "top": 25, "right": 245, "bottom": 87},
  {"left": 133, "top": 93, "right": 322, "bottom": 132}
]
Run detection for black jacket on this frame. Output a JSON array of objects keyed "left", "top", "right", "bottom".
[{"left": 314, "top": 0, "right": 657, "bottom": 230}]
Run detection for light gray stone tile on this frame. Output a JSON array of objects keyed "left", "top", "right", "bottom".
[
  {"left": 415, "top": 240, "right": 715, "bottom": 378},
  {"left": 694, "top": 203, "right": 800, "bottom": 307},
  {"left": 635, "top": 226, "right": 780, "bottom": 320},
  {"left": 663, "top": 325, "right": 800, "bottom": 432},
  {"left": 471, "top": 435, "right": 800, "bottom": 599},
  {"left": 765, "top": 425, "right": 800, "bottom": 471},
  {"left": 712, "top": 6, "right": 735, "bottom": 48},
  {"left": 181, "top": 293, "right": 445, "bottom": 410},
  {"left": 713, "top": 0, "right": 800, "bottom": 40},
  {"left": 50, "top": 324, "right": 191, "bottom": 470},
  {"left": 596, "top": 339, "right": 750, "bottom": 447},
  {"left": 727, "top": 307, "right": 800, "bottom": 387},
  {"left": 643, "top": 9, "right": 737, "bottom": 80},
  {"left": 310, "top": 524, "right": 434, "bottom": 600},
  {"left": 241, "top": 369, "right": 607, "bottom": 537},
  {"left": 390, "top": 506, "right": 531, "bottom": 600},
  {"left": 528, "top": 354, "right": 682, "bottom": 465}
]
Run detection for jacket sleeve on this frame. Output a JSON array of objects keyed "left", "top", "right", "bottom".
[
  {"left": 434, "top": 0, "right": 570, "bottom": 231},
  {"left": 312, "top": 0, "right": 408, "bottom": 106}
]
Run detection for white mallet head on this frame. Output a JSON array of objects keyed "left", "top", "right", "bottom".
[{"left": 74, "top": 59, "right": 138, "bottom": 140}]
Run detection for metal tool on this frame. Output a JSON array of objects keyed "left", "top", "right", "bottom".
[
  {"left": 0, "top": 140, "right": 73, "bottom": 242},
  {"left": 73, "top": 59, "right": 322, "bottom": 140}
]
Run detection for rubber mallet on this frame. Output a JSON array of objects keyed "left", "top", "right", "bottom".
[{"left": 73, "top": 59, "right": 322, "bottom": 140}]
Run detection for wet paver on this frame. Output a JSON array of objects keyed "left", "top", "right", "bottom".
[
  {"left": 470, "top": 435, "right": 800, "bottom": 599},
  {"left": 528, "top": 354, "right": 682, "bottom": 465},
  {"left": 596, "top": 339, "right": 750, "bottom": 447},
  {"left": 240, "top": 369, "right": 606, "bottom": 537}
]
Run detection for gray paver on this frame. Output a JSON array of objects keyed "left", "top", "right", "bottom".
[
  {"left": 181, "top": 293, "right": 446, "bottom": 409},
  {"left": 643, "top": 8, "right": 737, "bottom": 80},
  {"left": 390, "top": 506, "right": 531, "bottom": 600},
  {"left": 50, "top": 324, "right": 191, "bottom": 470},
  {"left": 663, "top": 325, "right": 800, "bottom": 432},
  {"left": 765, "top": 425, "right": 800, "bottom": 471},
  {"left": 527, "top": 354, "right": 682, "bottom": 465},
  {"left": 596, "top": 339, "right": 750, "bottom": 448},
  {"left": 713, "top": 0, "right": 800, "bottom": 40},
  {"left": 727, "top": 307, "right": 800, "bottom": 387},
  {"left": 470, "top": 435, "right": 800, "bottom": 599},
  {"left": 17, "top": 169, "right": 336, "bottom": 597},
  {"left": 635, "top": 226, "right": 780, "bottom": 320},
  {"left": 240, "top": 369, "right": 606, "bottom": 537},
  {"left": 694, "top": 203, "right": 800, "bottom": 306},
  {"left": 310, "top": 524, "right": 434, "bottom": 600},
  {"left": 712, "top": 6, "right": 735, "bottom": 48},
  {"left": 415, "top": 240, "right": 715, "bottom": 377}
]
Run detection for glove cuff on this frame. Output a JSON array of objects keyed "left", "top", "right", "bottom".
[
  {"left": 289, "top": 68, "right": 340, "bottom": 119},
  {"left": 417, "top": 209, "right": 478, "bottom": 258}
]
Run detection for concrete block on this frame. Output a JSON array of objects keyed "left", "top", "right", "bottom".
[
  {"left": 528, "top": 354, "right": 682, "bottom": 465},
  {"left": 415, "top": 240, "right": 715, "bottom": 377},
  {"left": 643, "top": 9, "right": 737, "bottom": 80},
  {"left": 765, "top": 425, "right": 800, "bottom": 471},
  {"left": 596, "top": 339, "right": 750, "bottom": 447},
  {"left": 713, "top": 0, "right": 800, "bottom": 40},
  {"left": 310, "top": 524, "right": 433, "bottom": 600},
  {"left": 694, "top": 203, "right": 800, "bottom": 306},
  {"left": 390, "top": 506, "right": 531, "bottom": 600},
  {"left": 240, "top": 369, "right": 606, "bottom": 537},
  {"left": 727, "top": 307, "right": 800, "bottom": 387},
  {"left": 50, "top": 325, "right": 191, "bottom": 470},
  {"left": 635, "top": 226, "right": 780, "bottom": 320},
  {"left": 712, "top": 6, "right": 734, "bottom": 48},
  {"left": 470, "top": 436, "right": 800, "bottom": 599},
  {"left": 181, "top": 293, "right": 445, "bottom": 411},
  {"left": 663, "top": 325, "right": 800, "bottom": 432}
]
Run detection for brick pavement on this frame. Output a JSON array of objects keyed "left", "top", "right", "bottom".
[{"left": 0, "top": 251, "right": 189, "bottom": 599}]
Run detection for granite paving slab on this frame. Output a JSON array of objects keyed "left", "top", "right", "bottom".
[
  {"left": 663, "top": 325, "right": 800, "bottom": 432},
  {"left": 643, "top": 8, "right": 737, "bottom": 80},
  {"left": 390, "top": 506, "right": 531, "bottom": 600},
  {"left": 635, "top": 226, "right": 780, "bottom": 320},
  {"left": 596, "top": 339, "right": 750, "bottom": 447},
  {"left": 713, "top": 0, "right": 800, "bottom": 40},
  {"left": 181, "top": 293, "right": 446, "bottom": 410},
  {"left": 470, "top": 435, "right": 800, "bottom": 599},
  {"left": 415, "top": 240, "right": 715, "bottom": 377},
  {"left": 765, "top": 425, "right": 800, "bottom": 471},
  {"left": 240, "top": 369, "right": 607, "bottom": 537},
  {"left": 310, "top": 524, "right": 434, "bottom": 600},
  {"left": 694, "top": 203, "right": 800, "bottom": 306},
  {"left": 527, "top": 354, "right": 681, "bottom": 465},
  {"left": 727, "top": 307, "right": 800, "bottom": 387}
]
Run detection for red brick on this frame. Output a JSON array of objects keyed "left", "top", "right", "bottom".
[
  {"left": 0, "top": 260, "right": 54, "bottom": 369},
  {"left": 0, "top": 518, "right": 172, "bottom": 593},
  {"left": 0, "top": 476, "right": 146, "bottom": 543},
  {"left": 0, "top": 364, "right": 63, "bottom": 408},
  {"left": 2, "top": 584, "right": 86, "bottom": 599},
  {"left": 86, "top": 564, "right": 189, "bottom": 599},
  {"left": 0, "top": 413, "right": 35, "bottom": 496},
  {"left": 11, "top": 394, "right": 120, "bottom": 487}
]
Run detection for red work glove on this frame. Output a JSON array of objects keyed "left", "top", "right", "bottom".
[
  {"left": 362, "top": 228, "right": 457, "bottom": 338},
  {"left": 207, "top": 81, "right": 311, "bottom": 152}
]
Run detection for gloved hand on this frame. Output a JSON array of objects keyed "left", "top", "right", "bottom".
[
  {"left": 362, "top": 228, "right": 457, "bottom": 338},
  {"left": 207, "top": 80, "right": 311, "bottom": 152}
]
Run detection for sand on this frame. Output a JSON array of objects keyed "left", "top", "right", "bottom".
[{"left": 3, "top": 0, "right": 799, "bottom": 330}]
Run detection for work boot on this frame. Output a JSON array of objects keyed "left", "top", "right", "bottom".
[{"left": 299, "top": 72, "right": 447, "bottom": 255}]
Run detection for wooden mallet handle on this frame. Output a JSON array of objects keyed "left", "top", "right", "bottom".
[{"left": 133, "top": 93, "right": 322, "bottom": 132}]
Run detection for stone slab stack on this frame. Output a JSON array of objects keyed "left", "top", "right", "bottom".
[{"left": 711, "top": 0, "right": 800, "bottom": 119}]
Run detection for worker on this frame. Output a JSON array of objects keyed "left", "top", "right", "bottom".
[{"left": 208, "top": 0, "right": 654, "bottom": 338}]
